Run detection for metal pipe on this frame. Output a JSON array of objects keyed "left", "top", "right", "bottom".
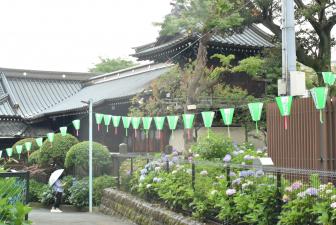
[{"left": 89, "top": 98, "right": 93, "bottom": 213}]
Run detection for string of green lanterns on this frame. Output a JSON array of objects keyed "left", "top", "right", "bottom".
[{"left": 2, "top": 72, "right": 334, "bottom": 161}]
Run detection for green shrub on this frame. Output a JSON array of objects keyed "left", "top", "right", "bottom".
[
  {"left": 12, "top": 138, "right": 40, "bottom": 159},
  {"left": 39, "top": 133, "right": 79, "bottom": 168},
  {"left": 93, "top": 176, "right": 116, "bottom": 205},
  {"left": 0, "top": 198, "right": 31, "bottom": 225},
  {"left": 65, "top": 141, "right": 111, "bottom": 177},
  {"left": 28, "top": 150, "right": 41, "bottom": 165},
  {"left": 69, "top": 178, "right": 89, "bottom": 208},
  {"left": 61, "top": 176, "right": 75, "bottom": 204},
  {"left": 192, "top": 131, "right": 234, "bottom": 160},
  {"left": 39, "top": 184, "right": 54, "bottom": 206},
  {"left": 29, "top": 180, "right": 45, "bottom": 202}
]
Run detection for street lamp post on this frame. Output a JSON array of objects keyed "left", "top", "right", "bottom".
[
  {"left": 81, "top": 99, "right": 93, "bottom": 213},
  {"left": 88, "top": 98, "right": 93, "bottom": 213}
]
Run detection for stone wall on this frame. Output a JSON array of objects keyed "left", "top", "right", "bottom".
[{"left": 100, "top": 188, "right": 205, "bottom": 225}]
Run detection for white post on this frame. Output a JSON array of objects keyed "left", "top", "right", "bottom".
[
  {"left": 281, "top": 0, "right": 296, "bottom": 95},
  {"left": 89, "top": 98, "right": 93, "bottom": 213}
]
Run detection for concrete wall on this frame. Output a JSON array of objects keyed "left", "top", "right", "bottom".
[{"left": 169, "top": 127, "right": 266, "bottom": 152}]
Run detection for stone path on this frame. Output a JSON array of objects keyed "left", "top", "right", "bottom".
[{"left": 30, "top": 208, "right": 136, "bottom": 225}]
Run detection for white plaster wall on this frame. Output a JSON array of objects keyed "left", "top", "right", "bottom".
[{"left": 169, "top": 127, "right": 266, "bottom": 152}]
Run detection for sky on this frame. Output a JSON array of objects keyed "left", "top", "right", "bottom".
[
  {"left": 0, "top": 1, "right": 334, "bottom": 72},
  {"left": 0, "top": 0, "right": 172, "bottom": 72}
]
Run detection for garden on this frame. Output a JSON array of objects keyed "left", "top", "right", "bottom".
[
  {"left": 0, "top": 133, "right": 116, "bottom": 224},
  {"left": 2, "top": 130, "right": 336, "bottom": 225},
  {"left": 115, "top": 132, "right": 336, "bottom": 225}
]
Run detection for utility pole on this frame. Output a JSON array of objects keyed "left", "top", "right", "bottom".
[
  {"left": 89, "top": 98, "right": 93, "bottom": 213},
  {"left": 281, "top": 0, "right": 296, "bottom": 95}
]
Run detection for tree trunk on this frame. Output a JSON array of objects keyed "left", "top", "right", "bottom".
[
  {"left": 315, "top": 29, "right": 332, "bottom": 84},
  {"left": 183, "top": 33, "right": 211, "bottom": 152}
]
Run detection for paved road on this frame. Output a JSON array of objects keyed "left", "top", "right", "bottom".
[{"left": 30, "top": 208, "right": 136, "bottom": 225}]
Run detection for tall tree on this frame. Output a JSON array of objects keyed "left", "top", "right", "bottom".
[
  {"left": 158, "top": 0, "right": 243, "bottom": 104},
  {"left": 89, "top": 57, "right": 137, "bottom": 74},
  {"left": 157, "top": 0, "right": 244, "bottom": 148},
  {"left": 244, "top": 0, "right": 336, "bottom": 82}
]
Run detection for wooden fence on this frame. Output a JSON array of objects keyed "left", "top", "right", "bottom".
[{"left": 267, "top": 97, "right": 336, "bottom": 171}]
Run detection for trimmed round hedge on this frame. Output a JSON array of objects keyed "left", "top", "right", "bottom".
[
  {"left": 39, "top": 133, "right": 79, "bottom": 168},
  {"left": 65, "top": 141, "right": 111, "bottom": 177},
  {"left": 12, "top": 138, "right": 40, "bottom": 159},
  {"left": 28, "top": 150, "right": 41, "bottom": 165}
]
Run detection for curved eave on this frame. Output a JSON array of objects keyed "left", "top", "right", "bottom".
[{"left": 27, "top": 95, "right": 133, "bottom": 121}]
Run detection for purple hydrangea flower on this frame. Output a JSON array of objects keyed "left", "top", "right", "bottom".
[
  {"left": 232, "top": 178, "right": 241, "bottom": 186},
  {"left": 305, "top": 187, "right": 319, "bottom": 196},
  {"left": 162, "top": 154, "right": 168, "bottom": 162},
  {"left": 233, "top": 142, "right": 240, "bottom": 151},
  {"left": 223, "top": 154, "right": 232, "bottom": 163},
  {"left": 243, "top": 155, "right": 253, "bottom": 161},
  {"left": 226, "top": 188, "right": 236, "bottom": 196},
  {"left": 229, "top": 172, "right": 236, "bottom": 177},
  {"left": 140, "top": 168, "right": 148, "bottom": 175},
  {"left": 153, "top": 177, "right": 162, "bottom": 183},
  {"left": 239, "top": 170, "right": 255, "bottom": 178},
  {"left": 172, "top": 156, "right": 179, "bottom": 163},
  {"left": 291, "top": 181, "right": 302, "bottom": 190}
]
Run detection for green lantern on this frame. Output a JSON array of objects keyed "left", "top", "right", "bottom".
[
  {"left": 201, "top": 111, "right": 215, "bottom": 138},
  {"left": 142, "top": 117, "right": 152, "bottom": 138},
  {"left": 322, "top": 72, "right": 336, "bottom": 86},
  {"left": 16, "top": 145, "right": 23, "bottom": 159},
  {"left": 72, "top": 119, "right": 80, "bottom": 136},
  {"left": 36, "top": 137, "right": 43, "bottom": 147},
  {"left": 95, "top": 113, "right": 104, "bottom": 131},
  {"left": 112, "top": 116, "right": 121, "bottom": 134},
  {"left": 183, "top": 114, "right": 195, "bottom": 140},
  {"left": 248, "top": 102, "right": 263, "bottom": 133},
  {"left": 275, "top": 96, "right": 293, "bottom": 130},
  {"left": 167, "top": 115, "right": 179, "bottom": 138},
  {"left": 220, "top": 108, "right": 234, "bottom": 137},
  {"left": 131, "top": 117, "right": 141, "bottom": 138},
  {"left": 122, "top": 116, "right": 132, "bottom": 136},
  {"left": 47, "top": 133, "right": 55, "bottom": 146},
  {"left": 25, "top": 142, "right": 32, "bottom": 158},
  {"left": 154, "top": 117, "right": 165, "bottom": 139},
  {"left": 103, "top": 114, "right": 112, "bottom": 132},
  {"left": 311, "top": 87, "right": 328, "bottom": 123},
  {"left": 6, "top": 148, "right": 12, "bottom": 160},
  {"left": 60, "top": 126, "right": 67, "bottom": 136}
]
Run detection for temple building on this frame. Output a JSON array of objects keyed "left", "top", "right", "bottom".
[{"left": 0, "top": 24, "right": 274, "bottom": 152}]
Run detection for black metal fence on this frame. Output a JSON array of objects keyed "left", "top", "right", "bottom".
[{"left": 0, "top": 171, "right": 30, "bottom": 221}]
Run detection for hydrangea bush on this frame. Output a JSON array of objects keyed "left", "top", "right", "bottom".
[{"left": 128, "top": 143, "right": 336, "bottom": 225}]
